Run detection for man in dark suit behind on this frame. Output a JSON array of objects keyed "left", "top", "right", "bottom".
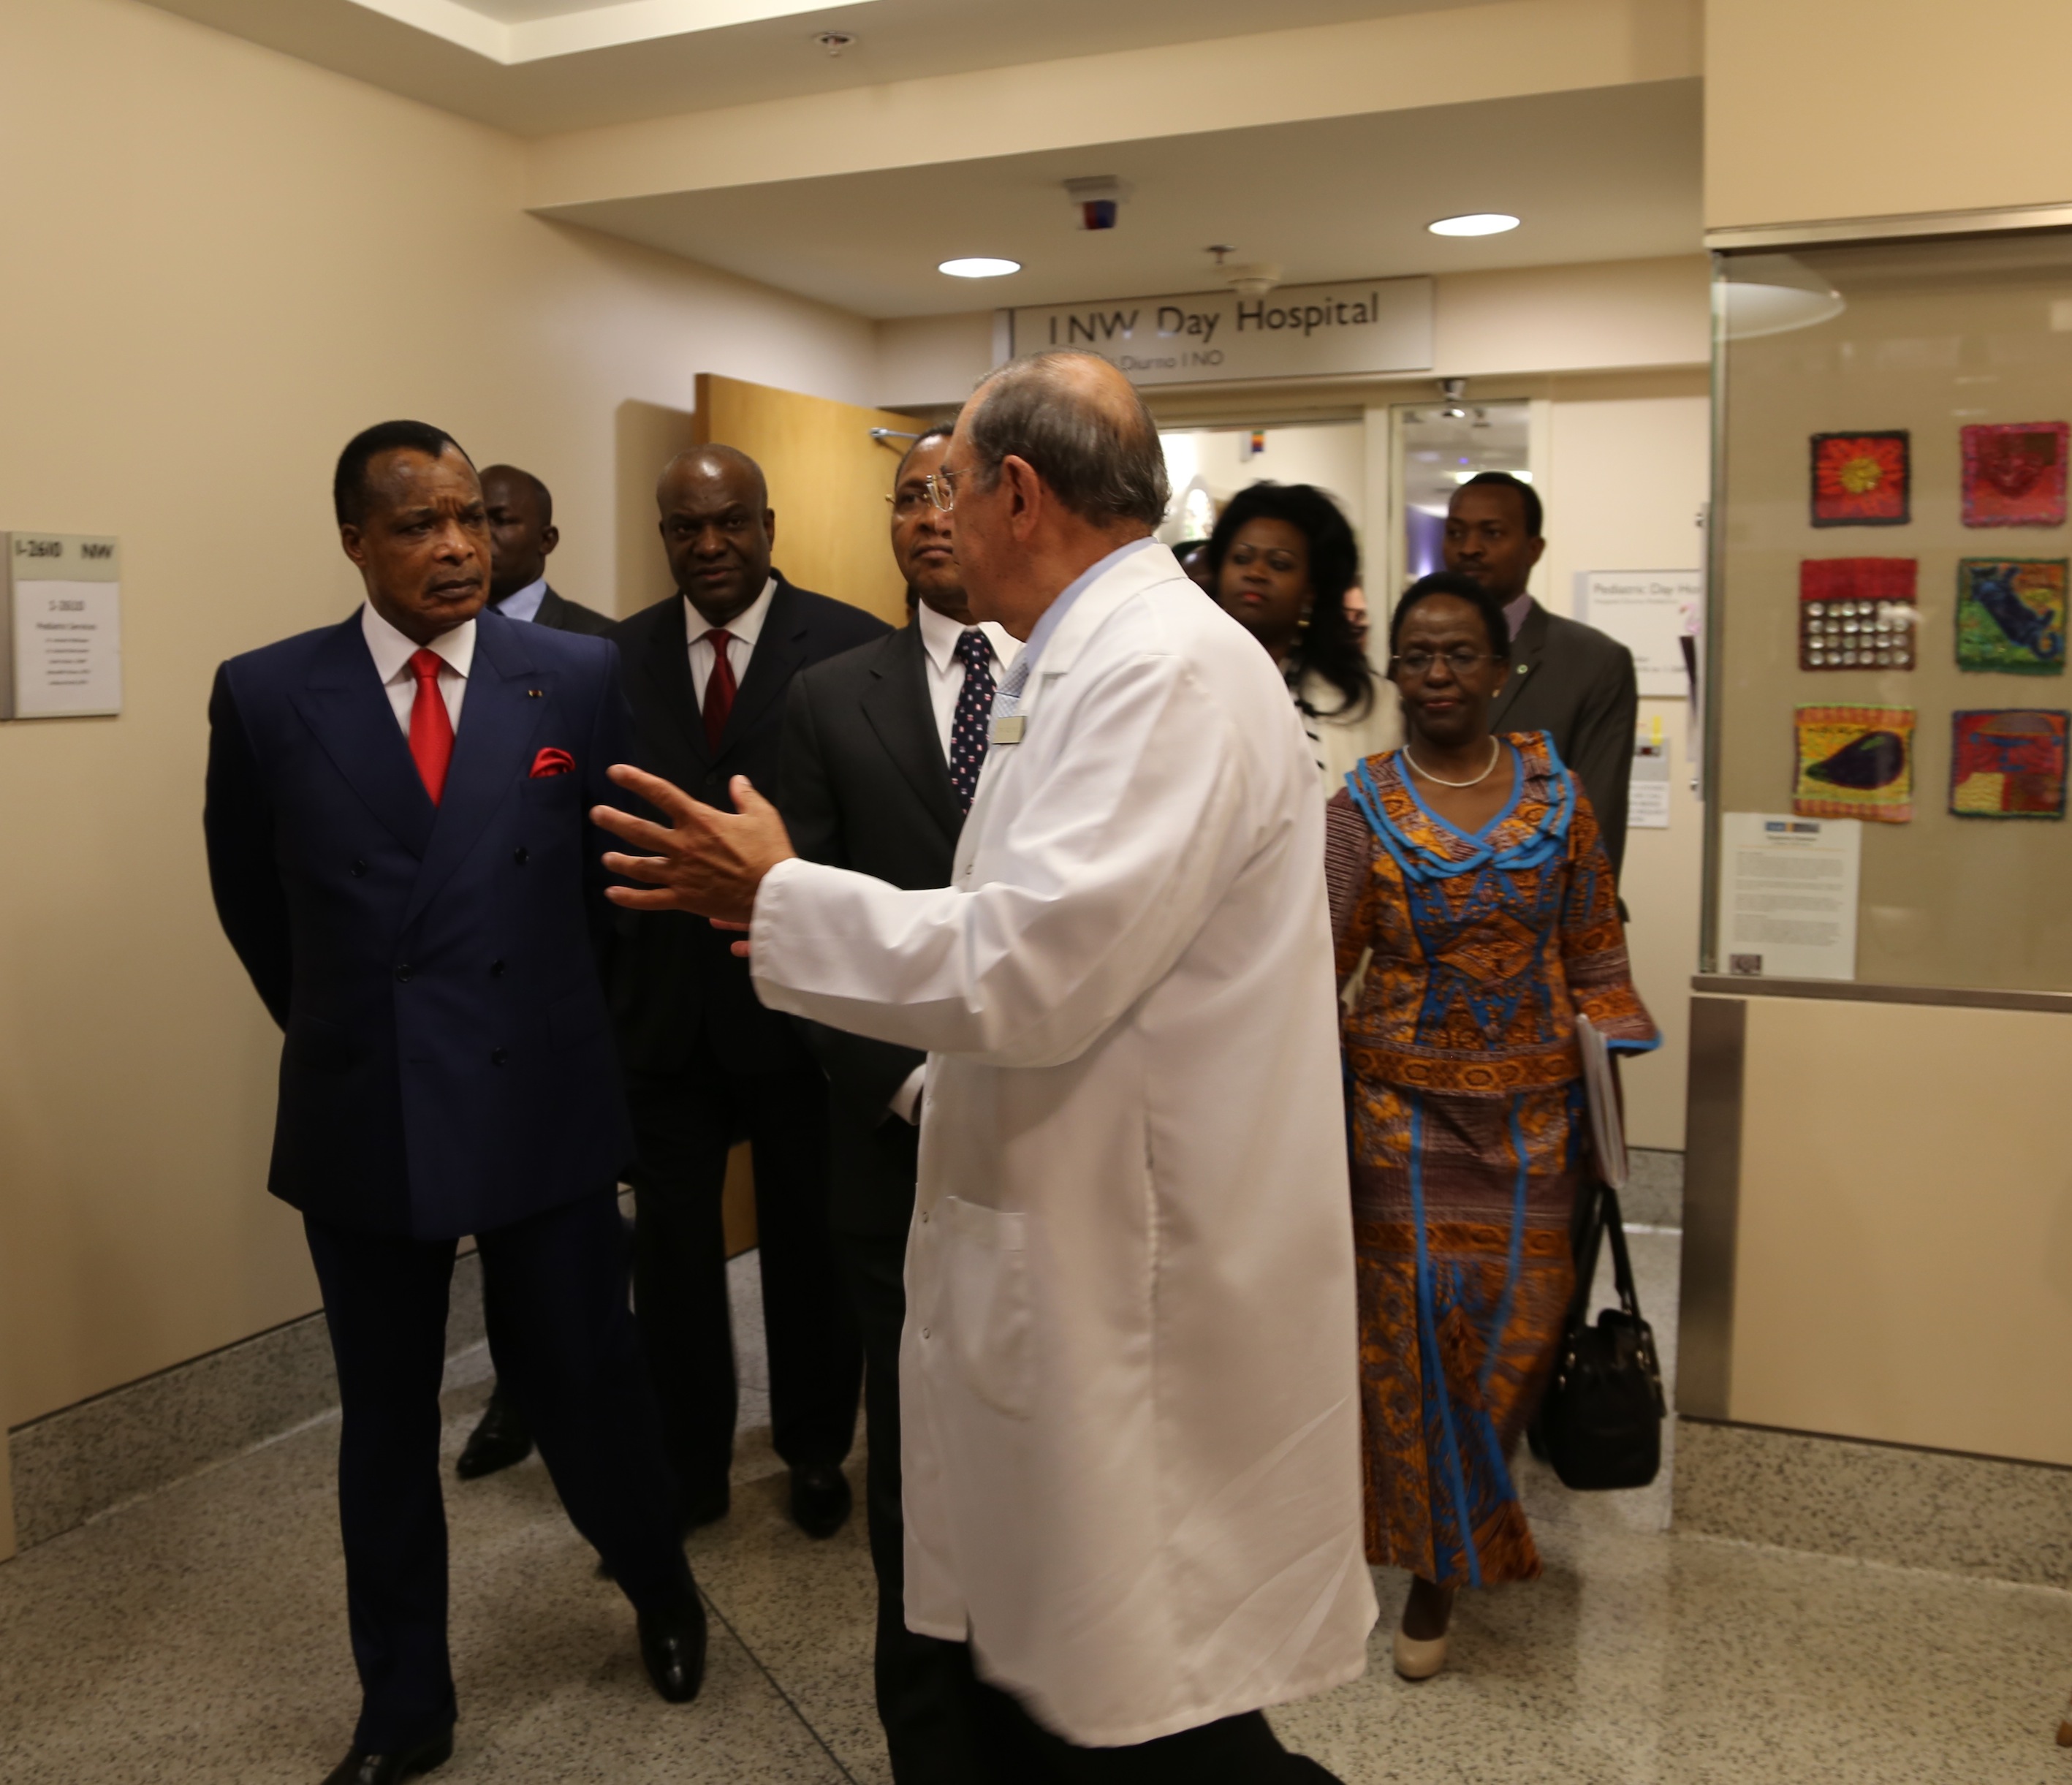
[
  {"left": 776, "top": 425, "right": 1005, "bottom": 1781},
  {"left": 1444, "top": 471, "right": 1639, "bottom": 873},
  {"left": 609, "top": 444, "right": 884, "bottom": 1541},
  {"left": 482, "top": 463, "right": 615, "bottom": 637},
  {"left": 456, "top": 461, "right": 615, "bottom": 1482},
  {"left": 204, "top": 422, "right": 706, "bottom": 1785}
]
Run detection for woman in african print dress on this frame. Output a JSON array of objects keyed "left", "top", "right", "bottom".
[{"left": 1324, "top": 572, "right": 1658, "bottom": 1682}]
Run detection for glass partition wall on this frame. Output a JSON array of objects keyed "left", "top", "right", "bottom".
[{"left": 1708, "top": 230, "right": 2072, "bottom": 991}]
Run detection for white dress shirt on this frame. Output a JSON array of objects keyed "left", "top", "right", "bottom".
[
  {"left": 686, "top": 576, "right": 778, "bottom": 708},
  {"left": 914, "top": 598, "right": 1019, "bottom": 758},
  {"left": 361, "top": 602, "right": 473, "bottom": 736},
  {"left": 889, "top": 604, "right": 1022, "bottom": 1126},
  {"left": 494, "top": 575, "right": 548, "bottom": 624}
]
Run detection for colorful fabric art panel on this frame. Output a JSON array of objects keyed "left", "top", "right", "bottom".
[
  {"left": 1810, "top": 431, "right": 1910, "bottom": 527},
  {"left": 1949, "top": 709, "right": 2069, "bottom": 818},
  {"left": 1961, "top": 422, "right": 2069, "bottom": 528},
  {"left": 1799, "top": 558, "right": 1916, "bottom": 670},
  {"left": 1793, "top": 704, "right": 1914, "bottom": 823},
  {"left": 1955, "top": 558, "right": 2067, "bottom": 674}
]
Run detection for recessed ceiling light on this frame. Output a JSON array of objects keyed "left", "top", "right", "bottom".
[
  {"left": 939, "top": 257, "right": 1022, "bottom": 278},
  {"left": 1428, "top": 213, "right": 1520, "bottom": 238}
]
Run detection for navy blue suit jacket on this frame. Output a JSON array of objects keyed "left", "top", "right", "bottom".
[{"left": 204, "top": 608, "right": 636, "bottom": 1240}]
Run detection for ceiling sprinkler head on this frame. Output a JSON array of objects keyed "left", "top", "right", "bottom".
[
  {"left": 1222, "top": 262, "right": 1282, "bottom": 298},
  {"left": 1206, "top": 245, "right": 1234, "bottom": 266},
  {"left": 814, "top": 30, "right": 854, "bottom": 56},
  {"left": 1438, "top": 376, "right": 1469, "bottom": 420}
]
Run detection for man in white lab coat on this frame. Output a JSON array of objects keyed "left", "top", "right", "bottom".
[{"left": 594, "top": 351, "right": 1375, "bottom": 1781}]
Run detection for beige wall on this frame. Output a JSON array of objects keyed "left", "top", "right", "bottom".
[
  {"left": 1536, "top": 377, "right": 1709, "bottom": 1150},
  {"left": 0, "top": 0, "right": 878, "bottom": 1430},
  {"left": 1707, "top": 0, "right": 2072, "bottom": 230},
  {"left": 1727, "top": 995, "right": 2072, "bottom": 1467}
]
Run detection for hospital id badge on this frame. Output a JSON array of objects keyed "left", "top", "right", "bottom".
[{"left": 991, "top": 715, "right": 1025, "bottom": 745}]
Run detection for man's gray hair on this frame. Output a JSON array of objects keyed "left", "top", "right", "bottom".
[{"left": 964, "top": 351, "right": 1169, "bottom": 528}]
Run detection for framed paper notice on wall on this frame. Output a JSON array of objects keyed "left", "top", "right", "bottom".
[
  {"left": 1, "top": 533, "right": 121, "bottom": 719},
  {"left": 1574, "top": 570, "right": 1701, "bottom": 698}
]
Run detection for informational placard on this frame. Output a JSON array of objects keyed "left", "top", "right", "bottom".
[
  {"left": 3, "top": 533, "right": 121, "bottom": 719},
  {"left": 1574, "top": 569, "right": 1702, "bottom": 698},
  {"left": 1630, "top": 720, "right": 1671, "bottom": 829},
  {"left": 1009, "top": 277, "right": 1432, "bottom": 387},
  {"left": 1718, "top": 811, "right": 1860, "bottom": 981}
]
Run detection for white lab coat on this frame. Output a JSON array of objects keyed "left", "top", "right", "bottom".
[{"left": 751, "top": 542, "right": 1375, "bottom": 1746}]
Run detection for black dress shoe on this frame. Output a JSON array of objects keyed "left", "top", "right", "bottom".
[
  {"left": 320, "top": 1727, "right": 452, "bottom": 1784},
  {"left": 789, "top": 1463, "right": 852, "bottom": 1539},
  {"left": 638, "top": 1596, "right": 709, "bottom": 1703},
  {"left": 683, "top": 1483, "right": 730, "bottom": 1531},
  {"left": 455, "top": 1384, "right": 534, "bottom": 1480}
]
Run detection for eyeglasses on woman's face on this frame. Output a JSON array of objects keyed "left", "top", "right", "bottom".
[{"left": 1390, "top": 648, "right": 1500, "bottom": 679}]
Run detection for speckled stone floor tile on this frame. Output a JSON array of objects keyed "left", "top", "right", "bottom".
[{"left": 7, "top": 1229, "right": 2072, "bottom": 1783}]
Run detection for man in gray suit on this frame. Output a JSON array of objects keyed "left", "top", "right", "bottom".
[{"left": 1443, "top": 471, "right": 1639, "bottom": 873}]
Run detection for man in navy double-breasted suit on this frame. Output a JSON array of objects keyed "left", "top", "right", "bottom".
[{"left": 205, "top": 421, "right": 706, "bottom": 1785}]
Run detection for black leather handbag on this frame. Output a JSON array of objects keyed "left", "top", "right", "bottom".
[{"left": 1537, "top": 1180, "right": 1667, "bottom": 1491}]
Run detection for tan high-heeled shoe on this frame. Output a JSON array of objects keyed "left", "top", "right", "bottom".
[{"left": 1392, "top": 1626, "right": 1449, "bottom": 1680}]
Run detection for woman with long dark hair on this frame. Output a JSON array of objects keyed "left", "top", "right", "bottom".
[{"left": 1207, "top": 482, "right": 1397, "bottom": 792}]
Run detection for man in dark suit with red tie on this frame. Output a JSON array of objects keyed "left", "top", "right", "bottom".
[
  {"left": 777, "top": 424, "right": 1009, "bottom": 1781},
  {"left": 607, "top": 446, "right": 885, "bottom": 1542},
  {"left": 204, "top": 421, "right": 706, "bottom": 1785}
]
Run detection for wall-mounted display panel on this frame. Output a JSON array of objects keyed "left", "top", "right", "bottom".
[{"left": 1709, "top": 233, "right": 2072, "bottom": 991}]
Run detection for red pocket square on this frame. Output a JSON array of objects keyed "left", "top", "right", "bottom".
[{"left": 530, "top": 747, "right": 575, "bottom": 779}]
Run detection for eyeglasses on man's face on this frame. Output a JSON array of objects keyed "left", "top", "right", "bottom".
[
  {"left": 924, "top": 467, "right": 962, "bottom": 513},
  {"left": 887, "top": 486, "right": 935, "bottom": 518},
  {"left": 1390, "top": 648, "right": 1500, "bottom": 678}
]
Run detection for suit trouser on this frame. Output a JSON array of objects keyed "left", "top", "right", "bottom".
[
  {"left": 304, "top": 1191, "right": 697, "bottom": 1752},
  {"left": 627, "top": 1053, "right": 862, "bottom": 1503},
  {"left": 971, "top": 1684, "right": 1341, "bottom": 1784},
  {"left": 836, "top": 1225, "right": 988, "bottom": 1785}
]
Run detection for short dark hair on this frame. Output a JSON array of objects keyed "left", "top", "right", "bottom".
[
  {"left": 1205, "top": 481, "right": 1371, "bottom": 719},
  {"left": 1456, "top": 470, "right": 1541, "bottom": 539},
  {"left": 1389, "top": 571, "right": 1513, "bottom": 661},
  {"left": 335, "top": 420, "right": 471, "bottom": 526},
  {"left": 965, "top": 351, "right": 1169, "bottom": 528},
  {"left": 895, "top": 424, "right": 956, "bottom": 480},
  {"left": 482, "top": 463, "right": 553, "bottom": 529}
]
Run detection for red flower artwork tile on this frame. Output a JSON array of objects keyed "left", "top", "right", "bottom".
[
  {"left": 1961, "top": 422, "right": 2068, "bottom": 528},
  {"left": 1810, "top": 431, "right": 1910, "bottom": 527}
]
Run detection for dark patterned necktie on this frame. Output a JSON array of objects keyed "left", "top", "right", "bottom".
[{"left": 948, "top": 629, "right": 996, "bottom": 814}]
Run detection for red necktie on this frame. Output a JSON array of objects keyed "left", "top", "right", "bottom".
[
  {"left": 407, "top": 648, "right": 454, "bottom": 806},
  {"left": 702, "top": 628, "right": 736, "bottom": 754}
]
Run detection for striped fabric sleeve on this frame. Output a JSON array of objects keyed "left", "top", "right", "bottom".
[{"left": 1324, "top": 787, "right": 1381, "bottom": 985}]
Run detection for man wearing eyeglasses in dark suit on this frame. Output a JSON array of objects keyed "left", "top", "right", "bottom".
[{"left": 776, "top": 425, "right": 1013, "bottom": 1782}]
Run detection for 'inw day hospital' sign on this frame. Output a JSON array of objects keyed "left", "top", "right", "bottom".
[{"left": 1009, "top": 276, "right": 1432, "bottom": 388}]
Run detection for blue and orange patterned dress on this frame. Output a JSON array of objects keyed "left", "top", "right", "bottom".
[{"left": 1325, "top": 732, "right": 1658, "bottom": 1588}]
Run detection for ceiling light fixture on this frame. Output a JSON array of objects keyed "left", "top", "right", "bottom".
[
  {"left": 939, "top": 257, "right": 1021, "bottom": 279},
  {"left": 1428, "top": 213, "right": 1520, "bottom": 238}
]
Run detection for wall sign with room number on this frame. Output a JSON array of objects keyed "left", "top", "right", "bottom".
[{"left": 1, "top": 533, "right": 121, "bottom": 719}]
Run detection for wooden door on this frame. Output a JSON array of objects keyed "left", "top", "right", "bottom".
[{"left": 694, "top": 373, "right": 925, "bottom": 629}]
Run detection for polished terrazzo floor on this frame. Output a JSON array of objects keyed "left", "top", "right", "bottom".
[{"left": 2, "top": 1232, "right": 2069, "bottom": 1784}]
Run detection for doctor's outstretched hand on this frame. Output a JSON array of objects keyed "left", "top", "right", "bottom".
[{"left": 593, "top": 765, "right": 797, "bottom": 927}]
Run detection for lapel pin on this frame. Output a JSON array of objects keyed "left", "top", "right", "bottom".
[{"left": 526, "top": 689, "right": 544, "bottom": 698}]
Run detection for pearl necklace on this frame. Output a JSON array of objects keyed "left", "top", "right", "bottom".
[{"left": 1403, "top": 738, "right": 1503, "bottom": 788}]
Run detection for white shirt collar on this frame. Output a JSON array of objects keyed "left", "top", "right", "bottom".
[
  {"left": 914, "top": 595, "right": 1017, "bottom": 674},
  {"left": 360, "top": 601, "right": 476, "bottom": 686},
  {"left": 684, "top": 575, "right": 778, "bottom": 647},
  {"left": 494, "top": 575, "right": 549, "bottom": 624}
]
